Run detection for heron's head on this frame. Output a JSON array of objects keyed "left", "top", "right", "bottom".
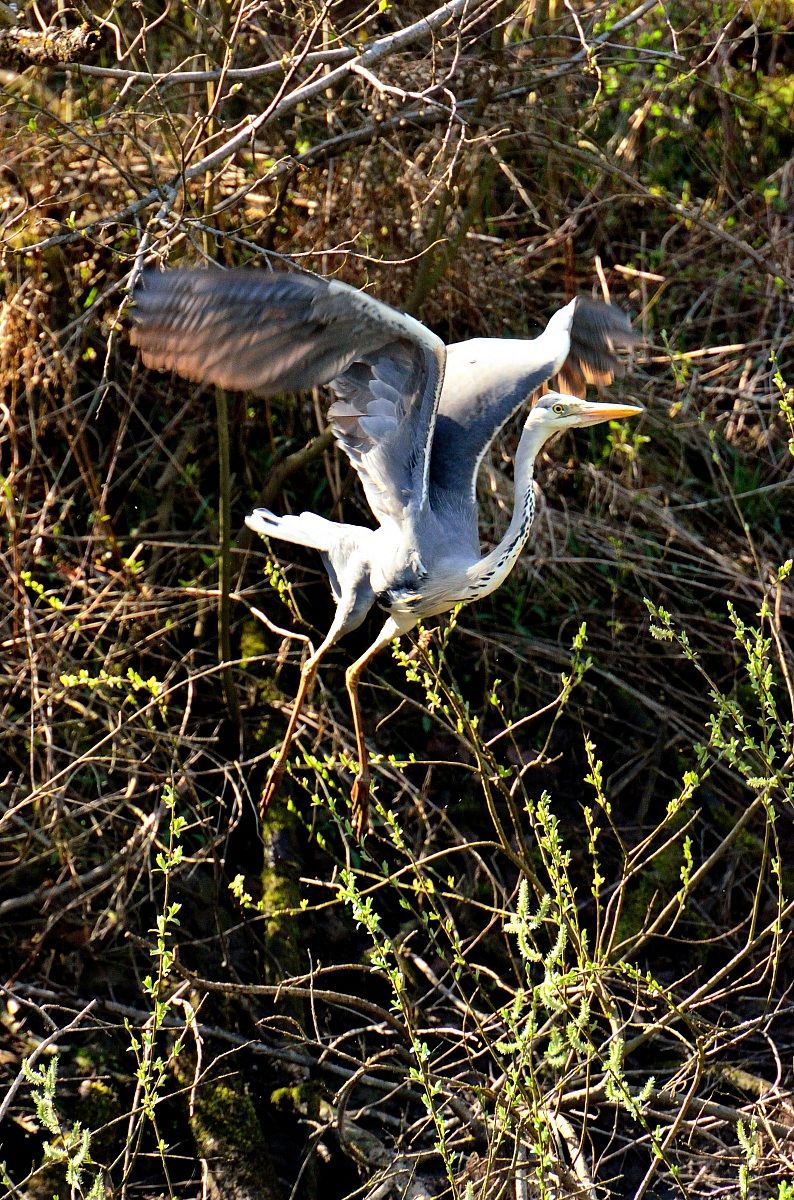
[{"left": 528, "top": 391, "right": 643, "bottom": 431}]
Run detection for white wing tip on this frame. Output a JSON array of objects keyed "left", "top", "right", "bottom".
[
  {"left": 550, "top": 297, "right": 578, "bottom": 326},
  {"left": 245, "top": 508, "right": 277, "bottom": 533}
]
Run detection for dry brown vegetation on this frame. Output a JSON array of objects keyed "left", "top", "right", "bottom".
[{"left": 1, "top": 2, "right": 793, "bottom": 1198}]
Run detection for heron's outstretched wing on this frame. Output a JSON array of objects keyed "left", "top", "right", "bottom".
[
  {"left": 131, "top": 268, "right": 446, "bottom": 526},
  {"left": 429, "top": 297, "right": 636, "bottom": 506}
]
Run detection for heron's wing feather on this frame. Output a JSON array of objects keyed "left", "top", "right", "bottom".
[
  {"left": 555, "top": 299, "right": 637, "bottom": 394},
  {"left": 429, "top": 297, "right": 636, "bottom": 504},
  {"left": 131, "top": 268, "right": 446, "bottom": 525},
  {"left": 325, "top": 336, "right": 443, "bottom": 521}
]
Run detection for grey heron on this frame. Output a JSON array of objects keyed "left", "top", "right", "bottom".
[{"left": 131, "top": 268, "right": 641, "bottom": 836}]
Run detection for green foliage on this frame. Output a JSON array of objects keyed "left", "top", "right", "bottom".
[
  {"left": 20, "top": 1056, "right": 104, "bottom": 1200},
  {"left": 773, "top": 358, "right": 794, "bottom": 458},
  {"left": 59, "top": 666, "right": 167, "bottom": 715},
  {"left": 647, "top": 596, "right": 793, "bottom": 811},
  {"left": 122, "top": 784, "right": 192, "bottom": 1178},
  {"left": 338, "top": 865, "right": 458, "bottom": 1187}
]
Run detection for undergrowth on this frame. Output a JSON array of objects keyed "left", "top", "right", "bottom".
[{"left": 1, "top": 1, "right": 793, "bottom": 1197}]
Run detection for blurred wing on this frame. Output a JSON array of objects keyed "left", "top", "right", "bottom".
[
  {"left": 555, "top": 298, "right": 637, "bottom": 395},
  {"left": 131, "top": 268, "right": 446, "bottom": 525},
  {"left": 429, "top": 296, "right": 636, "bottom": 505}
]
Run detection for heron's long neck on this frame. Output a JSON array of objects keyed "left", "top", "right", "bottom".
[{"left": 466, "top": 420, "right": 548, "bottom": 600}]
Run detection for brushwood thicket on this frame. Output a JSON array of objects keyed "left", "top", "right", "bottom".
[{"left": 1, "top": 3, "right": 792, "bottom": 1199}]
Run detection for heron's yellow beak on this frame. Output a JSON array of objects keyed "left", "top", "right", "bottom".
[{"left": 574, "top": 402, "right": 644, "bottom": 427}]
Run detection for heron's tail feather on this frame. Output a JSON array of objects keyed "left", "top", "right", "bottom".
[{"left": 246, "top": 507, "right": 342, "bottom": 552}]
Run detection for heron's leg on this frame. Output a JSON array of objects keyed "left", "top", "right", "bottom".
[
  {"left": 345, "top": 617, "right": 405, "bottom": 838},
  {"left": 260, "top": 616, "right": 348, "bottom": 820}
]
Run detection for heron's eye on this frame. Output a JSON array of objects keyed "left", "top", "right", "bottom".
[{"left": 552, "top": 403, "right": 565, "bottom": 415}]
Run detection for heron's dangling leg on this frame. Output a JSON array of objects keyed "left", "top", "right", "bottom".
[
  {"left": 345, "top": 617, "right": 408, "bottom": 838},
  {"left": 260, "top": 558, "right": 376, "bottom": 824},
  {"left": 260, "top": 615, "right": 349, "bottom": 821}
]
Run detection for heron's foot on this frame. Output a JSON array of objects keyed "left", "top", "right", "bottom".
[
  {"left": 260, "top": 760, "right": 286, "bottom": 821},
  {"left": 350, "top": 771, "right": 371, "bottom": 840}
]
